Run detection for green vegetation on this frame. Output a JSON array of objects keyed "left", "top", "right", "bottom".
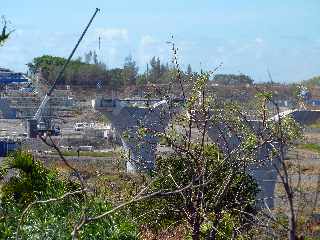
[
  {"left": 27, "top": 54, "right": 255, "bottom": 90},
  {"left": 0, "top": 73, "right": 309, "bottom": 239},
  {"left": 49, "top": 150, "right": 115, "bottom": 158},
  {"left": 2, "top": 12, "right": 317, "bottom": 239},
  {"left": 0, "top": 17, "right": 13, "bottom": 46},
  {"left": 308, "top": 120, "right": 320, "bottom": 129},
  {"left": 27, "top": 55, "right": 109, "bottom": 87},
  {"left": 0, "top": 151, "right": 76, "bottom": 205},
  {"left": 297, "top": 143, "right": 320, "bottom": 153},
  {"left": 125, "top": 73, "right": 266, "bottom": 239},
  {"left": 0, "top": 151, "right": 138, "bottom": 239},
  {"left": 303, "top": 75, "right": 320, "bottom": 86},
  {"left": 212, "top": 74, "right": 253, "bottom": 85},
  {"left": 129, "top": 145, "right": 258, "bottom": 238}
]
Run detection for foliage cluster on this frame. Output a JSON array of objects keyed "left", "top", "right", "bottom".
[
  {"left": 129, "top": 145, "right": 258, "bottom": 238},
  {"left": 27, "top": 54, "right": 254, "bottom": 90},
  {"left": 303, "top": 75, "right": 320, "bottom": 87},
  {"left": 212, "top": 74, "right": 253, "bottom": 85},
  {"left": 125, "top": 72, "right": 263, "bottom": 239},
  {"left": 0, "top": 17, "right": 13, "bottom": 46},
  {"left": 0, "top": 151, "right": 138, "bottom": 239}
]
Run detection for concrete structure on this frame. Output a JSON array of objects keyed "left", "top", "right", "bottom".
[
  {"left": 93, "top": 97, "right": 320, "bottom": 207},
  {"left": 93, "top": 98, "right": 172, "bottom": 170},
  {"left": 0, "top": 98, "right": 16, "bottom": 119},
  {"left": 0, "top": 89, "right": 76, "bottom": 119}
]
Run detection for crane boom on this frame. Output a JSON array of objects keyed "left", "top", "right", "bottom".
[
  {"left": 34, "top": 8, "right": 100, "bottom": 121},
  {"left": 28, "top": 8, "right": 100, "bottom": 138}
]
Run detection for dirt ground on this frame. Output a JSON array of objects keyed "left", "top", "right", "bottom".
[{"left": 273, "top": 126, "right": 320, "bottom": 233}]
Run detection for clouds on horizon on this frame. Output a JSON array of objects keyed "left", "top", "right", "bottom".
[{"left": 0, "top": 26, "right": 319, "bottom": 83}]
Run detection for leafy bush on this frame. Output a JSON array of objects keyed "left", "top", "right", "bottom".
[
  {"left": 0, "top": 151, "right": 75, "bottom": 205},
  {"left": 129, "top": 144, "right": 258, "bottom": 238},
  {"left": 0, "top": 151, "right": 138, "bottom": 239}
]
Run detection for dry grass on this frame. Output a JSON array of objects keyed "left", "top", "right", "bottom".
[
  {"left": 272, "top": 128, "right": 320, "bottom": 238},
  {"left": 140, "top": 225, "right": 187, "bottom": 240}
]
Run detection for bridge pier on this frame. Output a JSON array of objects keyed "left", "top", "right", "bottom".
[
  {"left": 94, "top": 98, "right": 320, "bottom": 208},
  {"left": 93, "top": 98, "right": 170, "bottom": 171}
]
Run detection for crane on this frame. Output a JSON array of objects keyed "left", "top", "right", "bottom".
[{"left": 27, "top": 8, "right": 100, "bottom": 138}]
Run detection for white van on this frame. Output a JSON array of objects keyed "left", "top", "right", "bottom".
[{"left": 78, "top": 145, "right": 94, "bottom": 151}]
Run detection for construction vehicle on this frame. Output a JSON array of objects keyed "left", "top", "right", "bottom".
[{"left": 27, "top": 8, "right": 100, "bottom": 138}]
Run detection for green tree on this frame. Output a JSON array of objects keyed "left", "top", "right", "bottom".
[
  {"left": 84, "top": 51, "right": 93, "bottom": 64},
  {"left": 149, "top": 57, "right": 162, "bottom": 83},
  {"left": 27, "top": 55, "right": 108, "bottom": 87},
  {"left": 303, "top": 75, "right": 320, "bottom": 86},
  {"left": 187, "top": 64, "right": 192, "bottom": 76},
  {"left": 108, "top": 68, "right": 124, "bottom": 89},
  {"left": 130, "top": 146, "right": 258, "bottom": 239},
  {"left": 93, "top": 50, "right": 98, "bottom": 64},
  {"left": 128, "top": 73, "right": 260, "bottom": 239},
  {"left": 136, "top": 73, "right": 148, "bottom": 85},
  {"left": 212, "top": 74, "right": 253, "bottom": 85},
  {"left": 122, "top": 55, "right": 138, "bottom": 85}
]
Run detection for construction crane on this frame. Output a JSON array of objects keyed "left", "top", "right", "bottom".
[{"left": 27, "top": 8, "right": 100, "bottom": 138}]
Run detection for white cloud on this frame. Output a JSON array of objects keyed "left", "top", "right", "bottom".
[
  {"left": 255, "top": 37, "right": 264, "bottom": 44},
  {"left": 0, "top": 26, "right": 133, "bottom": 72},
  {"left": 95, "top": 28, "right": 128, "bottom": 42},
  {"left": 138, "top": 35, "right": 161, "bottom": 65},
  {"left": 138, "top": 35, "right": 196, "bottom": 70},
  {"left": 140, "top": 35, "right": 157, "bottom": 46}
]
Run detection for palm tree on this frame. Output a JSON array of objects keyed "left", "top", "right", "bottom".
[{"left": 0, "top": 17, "right": 13, "bottom": 45}]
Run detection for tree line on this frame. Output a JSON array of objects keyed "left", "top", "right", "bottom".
[{"left": 27, "top": 53, "right": 254, "bottom": 89}]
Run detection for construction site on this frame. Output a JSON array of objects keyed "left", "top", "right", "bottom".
[
  {"left": 1, "top": 3, "right": 320, "bottom": 239},
  {"left": 0, "top": 66, "right": 117, "bottom": 161}
]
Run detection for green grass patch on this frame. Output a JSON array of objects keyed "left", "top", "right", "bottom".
[
  {"left": 50, "top": 151, "right": 115, "bottom": 158},
  {"left": 297, "top": 143, "right": 320, "bottom": 153},
  {"left": 308, "top": 121, "right": 320, "bottom": 129}
]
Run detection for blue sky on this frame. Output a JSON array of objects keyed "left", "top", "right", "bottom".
[{"left": 0, "top": 0, "right": 319, "bottom": 83}]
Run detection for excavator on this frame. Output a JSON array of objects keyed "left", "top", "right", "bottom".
[{"left": 27, "top": 8, "right": 100, "bottom": 138}]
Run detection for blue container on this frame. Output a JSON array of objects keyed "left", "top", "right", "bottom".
[{"left": 0, "top": 140, "right": 18, "bottom": 157}]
